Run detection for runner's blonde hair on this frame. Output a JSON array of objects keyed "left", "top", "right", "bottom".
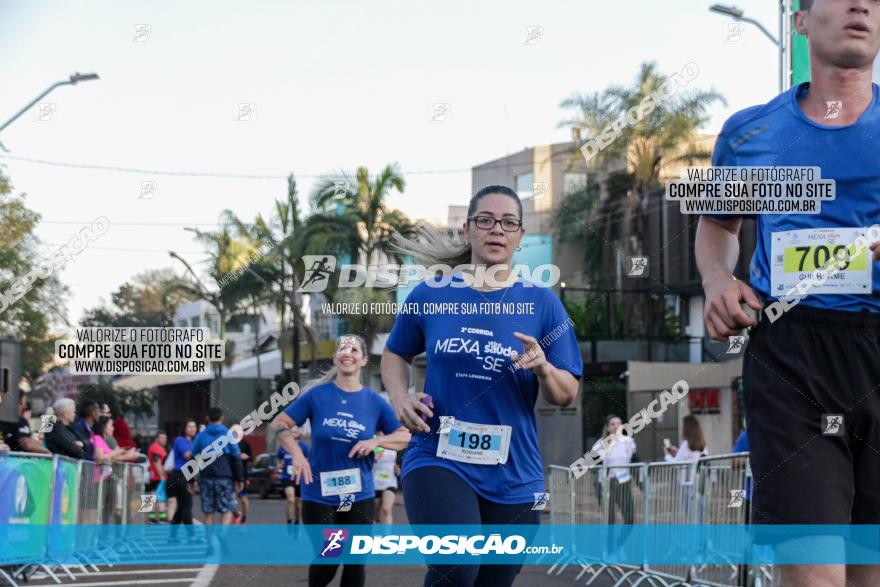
[{"left": 302, "top": 333, "right": 368, "bottom": 392}]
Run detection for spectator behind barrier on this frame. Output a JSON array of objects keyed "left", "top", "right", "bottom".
[
  {"left": 92, "top": 416, "right": 142, "bottom": 463},
  {"left": 99, "top": 403, "right": 118, "bottom": 449},
  {"left": 112, "top": 410, "right": 138, "bottom": 450},
  {"left": 0, "top": 392, "right": 10, "bottom": 453},
  {"left": 73, "top": 399, "right": 100, "bottom": 460},
  {"left": 0, "top": 395, "right": 49, "bottom": 454},
  {"left": 45, "top": 398, "right": 92, "bottom": 460}
]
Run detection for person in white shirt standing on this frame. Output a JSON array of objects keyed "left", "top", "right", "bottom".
[{"left": 592, "top": 415, "right": 637, "bottom": 550}]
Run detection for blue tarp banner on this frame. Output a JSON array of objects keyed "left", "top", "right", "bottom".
[
  {"left": 0, "top": 524, "right": 878, "bottom": 565},
  {"left": 47, "top": 458, "right": 79, "bottom": 557},
  {"left": 0, "top": 455, "right": 53, "bottom": 563}
]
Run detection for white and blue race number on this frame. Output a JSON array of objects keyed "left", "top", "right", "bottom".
[
  {"left": 320, "top": 468, "right": 362, "bottom": 497},
  {"left": 450, "top": 429, "right": 501, "bottom": 451},
  {"left": 436, "top": 420, "right": 511, "bottom": 465}
]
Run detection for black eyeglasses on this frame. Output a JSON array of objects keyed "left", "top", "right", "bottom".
[{"left": 468, "top": 216, "right": 522, "bottom": 232}]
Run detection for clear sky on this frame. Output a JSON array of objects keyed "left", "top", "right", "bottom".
[{"left": 0, "top": 0, "right": 786, "bottom": 326}]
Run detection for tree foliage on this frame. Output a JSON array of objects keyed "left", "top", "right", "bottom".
[
  {"left": 81, "top": 268, "right": 195, "bottom": 327},
  {"left": 0, "top": 168, "right": 69, "bottom": 384},
  {"left": 77, "top": 380, "right": 156, "bottom": 419}
]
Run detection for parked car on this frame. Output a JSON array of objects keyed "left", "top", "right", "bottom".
[{"left": 248, "top": 452, "right": 283, "bottom": 499}]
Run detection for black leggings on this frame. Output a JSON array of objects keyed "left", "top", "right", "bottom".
[
  {"left": 608, "top": 477, "right": 634, "bottom": 546},
  {"left": 302, "top": 499, "right": 374, "bottom": 587},
  {"left": 403, "top": 466, "right": 541, "bottom": 587},
  {"left": 167, "top": 470, "right": 193, "bottom": 525}
]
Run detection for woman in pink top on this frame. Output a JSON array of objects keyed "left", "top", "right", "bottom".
[{"left": 92, "top": 417, "right": 140, "bottom": 463}]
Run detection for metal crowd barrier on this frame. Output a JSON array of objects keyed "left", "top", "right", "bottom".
[
  {"left": 602, "top": 463, "right": 648, "bottom": 586},
  {"left": 544, "top": 465, "right": 577, "bottom": 572},
  {"left": 643, "top": 460, "right": 698, "bottom": 584},
  {"left": 691, "top": 454, "right": 750, "bottom": 587},
  {"left": 547, "top": 452, "right": 766, "bottom": 587},
  {"left": 550, "top": 462, "right": 638, "bottom": 584},
  {"left": 0, "top": 451, "right": 147, "bottom": 587}
]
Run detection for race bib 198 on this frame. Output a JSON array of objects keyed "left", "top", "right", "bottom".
[
  {"left": 770, "top": 227, "right": 871, "bottom": 296},
  {"left": 320, "top": 468, "right": 362, "bottom": 497},
  {"left": 436, "top": 418, "right": 511, "bottom": 465}
]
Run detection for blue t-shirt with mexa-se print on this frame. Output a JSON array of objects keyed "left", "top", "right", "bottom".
[
  {"left": 386, "top": 275, "right": 583, "bottom": 504},
  {"left": 284, "top": 383, "right": 401, "bottom": 505}
]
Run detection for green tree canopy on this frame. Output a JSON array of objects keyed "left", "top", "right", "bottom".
[
  {"left": 81, "top": 268, "right": 196, "bottom": 327},
  {"left": 0, "top": 168, "right": 69, "bottom": 384}
]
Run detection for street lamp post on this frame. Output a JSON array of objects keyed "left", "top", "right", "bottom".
[
  {"left": 0, "top": 72, "right": 100, "bottom": 134},
  {"left": 710, "top": 3, "right": 787, "bottom": 93}
]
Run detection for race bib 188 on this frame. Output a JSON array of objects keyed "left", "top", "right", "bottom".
[{"left": 320, "top": 468, "right": 362, "bottom": 497}]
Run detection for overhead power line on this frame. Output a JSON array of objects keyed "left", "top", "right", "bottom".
[
  {"left": 0, "top": 153, "right": 480, "bottom": 179},
  {"left": 0, "top": 147, "right": 594, "bottom": 180}
]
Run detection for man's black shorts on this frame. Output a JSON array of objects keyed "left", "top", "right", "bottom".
[
  {"left": 744, "top": 304, "right": 880, "bottom": 525},
  {"left": 282, "top": 478, "right": 300, "bottom": 497}
]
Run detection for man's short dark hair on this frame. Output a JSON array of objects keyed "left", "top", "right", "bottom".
[
  {"left": 800, "top": 0, "right": 812, "bottom": 11},
  {"left": 207, "top": 407, "right": 223, "bottom": 422},
  {"left": 78, "top": 399, "right": 98, "bottom": 419},
  {"left": 156, "top": 430, "right": 167, "bottom": 438}
]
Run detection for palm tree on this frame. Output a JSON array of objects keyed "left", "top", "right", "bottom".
[
  {"left": 552, "top": 171, "right": 633, "bottom": 290},
  {"left": 223, "top": 174, "right": 319, "bottom": 386},
  {"left": 558, "top": 62, "right": 724, "bottom": 276},
  {"left": 556, "top": 62, "right": 723, "bottom": 337},
  {"left": 305, "top": 164, "right": 419, "bottom": 363},
  {"left": 307, "top": 164, "right": 418, "bottom": 267},
  {"left": 167, "top": 227, "right": 249, "bottom": 405},
  {"left": 232, "top": 254, "right": 275, "bottom": 398}
]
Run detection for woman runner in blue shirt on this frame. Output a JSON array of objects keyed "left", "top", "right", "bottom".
[
  {"left": 272, "top": 333, "right": 410, "bottom": 587},
  {"left": 382, "top": 185, "right": 583, "bottom": 587}
]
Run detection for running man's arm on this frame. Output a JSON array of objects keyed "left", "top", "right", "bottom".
[
  {"left": 695, "top": 216, "right": 762, "bottom": 340},
  {"left": 695, "top": 215, "right": 743, "bottom": 287}
]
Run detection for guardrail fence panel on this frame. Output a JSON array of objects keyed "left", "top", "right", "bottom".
[
  {"left": 3, "top": 448, "right": 780, "bottom": 585},
  {"left": 644, "top": 460, "right": 698, "bottom": 584},
  {"left": 691, "top": 453, "right": 750, "bottom": 587}
]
